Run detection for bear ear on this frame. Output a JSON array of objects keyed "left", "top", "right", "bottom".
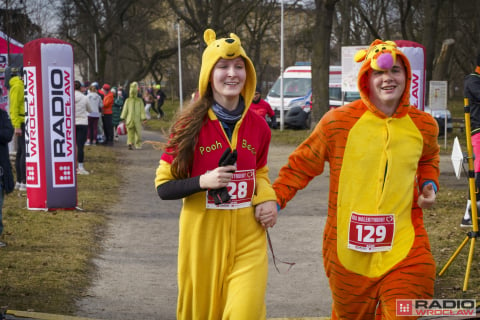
[
  {"left": 204, "top": 29, "right": 216, "bottom": 45},
  {"left": 354, "top": 49, "right": 367, "bottom": 63},
  {"left": 229, "top": 33, "right": 241, "bottom": 45}
]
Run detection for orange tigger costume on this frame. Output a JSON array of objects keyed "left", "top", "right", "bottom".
[{"left": 273, "top": 40, "right": 440, "bottom": 319}]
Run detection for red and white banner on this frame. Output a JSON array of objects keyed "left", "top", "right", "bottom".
[{"left": 23, "top": 38, "right": 77, "bottom": 210}]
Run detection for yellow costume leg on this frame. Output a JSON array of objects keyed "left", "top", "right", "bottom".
[{"left": 222, "top": 209, "right": 268, "bottom": 320}]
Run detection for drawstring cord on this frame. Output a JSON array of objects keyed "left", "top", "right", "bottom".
[{"left": 266, "top": 229, "right": 296, "bottom": 273}]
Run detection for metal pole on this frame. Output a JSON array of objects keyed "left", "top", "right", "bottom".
[
  {"left": 177, "top": 20, "right": 183, "bottom": 111},
  {"left": 280, "top": 0, "right": 285, "bottom": 131},
  {"left": 94, "top": 34, "right": 98, "bottom": 74}
]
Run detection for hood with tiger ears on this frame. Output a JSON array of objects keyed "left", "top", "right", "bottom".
[
  {"left": 354, "top": 39, "right": 412, "bottom": 118},
  {"left": 198, "top": 29, "right": 256, "bottom": 107}
]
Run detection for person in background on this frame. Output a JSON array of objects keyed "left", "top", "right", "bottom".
[
  {"left": 75, "top": 80, "right": 93, "bottom": 175},
  {"left": 8, "top": 74, "right": 26, "bottom": 192},
  {"left": 273, "top": 39, "right": 439, "bottom": 319},
  {"left": 143, "top": 88, "right": 155, "bottom": 120},
  {"left": 102, "top": 83, "right": 114, "bottom": 146},
  {"left": 112, "top": 86, "right": 125, "bottom": 141},
  {"left": 86, "top": 84, "right": 103, "bottom": 146},
  {"left": 153, "top": 84, "right": 166, "bottom": 119},
  {"left": 461, "top": 53, "right": 480, "bottom": 227},
  {"left": 0, "top": 107, "right": 14, "bottom": 247},
  {"left": 155, "top": 29, "right": 277, "bottom": 319},
  {"left": 120, "top": 82, "right": 146, "bottom": 150},
  {"left": 249, "top": 86, "right": 277, "bottom": 129}
]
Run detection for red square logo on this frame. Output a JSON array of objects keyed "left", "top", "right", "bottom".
[
  {"left": 26, "top": 162, "right": 38, "bottom": 185},
  {"left": 54, "top": 162, "right": 74, "bottom": 185},
  {"left": 396, "top": 300, "right": 413, "bottom": 316}
]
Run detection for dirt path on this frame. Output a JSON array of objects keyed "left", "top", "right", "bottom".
[{"left": 75, "top": 129, "right": 458, "bottom": 320}]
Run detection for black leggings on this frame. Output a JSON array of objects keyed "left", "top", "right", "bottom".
[
  {"left": 15, "top": 123, "right": 26, "bottom": 183},
  {"left": 76, "top": 125, "right": 88, "bottom": 163},
  {"left": 102, "top": 114, "right": 113, "bottom": 143}
]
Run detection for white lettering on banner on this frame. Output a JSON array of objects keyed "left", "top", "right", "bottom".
[
  {"left": 48, "top": 66, "right": 75, "bottom": 187},
  {"left": 24, "top": 67, "right": 40, "bottom": 187},
  {"left": 411, "top": 72, "right": 419, "bottom": 107}
]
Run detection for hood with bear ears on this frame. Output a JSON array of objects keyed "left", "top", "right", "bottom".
[
  {"left": 354, "top": 39, "right": 412, "bottom": 118},
  {"left": 198, "top": 29, "right": 256, "bottom": 108}
]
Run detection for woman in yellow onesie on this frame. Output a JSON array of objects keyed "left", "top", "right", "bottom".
[
  {"left": 155, "top": 29, "right": 277, "bottom": 320},
  {"left": 273, "top": 39, "right": 440, "bottom": 319}
]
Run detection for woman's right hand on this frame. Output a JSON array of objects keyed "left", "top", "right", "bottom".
[{"left": 199, "top": 165, "right": 236, "bottom": 189}]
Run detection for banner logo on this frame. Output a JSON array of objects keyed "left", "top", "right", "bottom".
[
  {"left": 397, "top": 299, "right": 476, "bottom": 317},
  {"left": 24, "top": 67, "right": 40, "bottom": 187}
]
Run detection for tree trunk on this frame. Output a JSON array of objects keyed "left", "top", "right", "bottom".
[
  {"left": 312, "top": 0, "right": 339, "bottom": 126},
  {"left": 432, "top": 38, "right": 455, "bottom": 80}
]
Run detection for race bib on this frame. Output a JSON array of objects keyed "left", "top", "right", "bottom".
[
  {"left": 348, "top": 212, "right": 395, "bottom": 253},
  {"left": 206, "top": 169, "right": 255, "bottom": 209}
]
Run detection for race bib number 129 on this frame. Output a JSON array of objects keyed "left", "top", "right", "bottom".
[{"left": 348, "top": 212, "right": 395, "bottom": 253}]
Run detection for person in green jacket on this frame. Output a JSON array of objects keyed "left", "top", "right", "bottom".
[
  {"left": 8, "top": 75, "right": 26, "bottom": 191},
  {"left": 112, "top": 86, "right": 124, "bottom": 141},
  {"left": 120, "top": 82, "right": 146, "bottom": 150}
]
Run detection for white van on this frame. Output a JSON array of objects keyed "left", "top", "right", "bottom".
[{"left": 265, "top": 65, "right": 344, "bottom": 117}]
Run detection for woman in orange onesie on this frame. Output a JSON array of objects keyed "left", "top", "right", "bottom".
[{"left": 273, "top": 39, "right": 440, "bottom": 319}]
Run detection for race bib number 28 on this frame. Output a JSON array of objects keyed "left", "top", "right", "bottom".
[
  {"left": 348, "top": 212, "right": 395, "bottom": 253},
  {"left": 206, "top": 169, "right": 255, "bottom": 209}
]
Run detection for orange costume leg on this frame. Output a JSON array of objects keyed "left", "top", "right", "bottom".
[{"left": 329, "top": 243, "right": 435, "bottom": 320}]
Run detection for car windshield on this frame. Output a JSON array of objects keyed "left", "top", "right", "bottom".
[
  {"left": 329, "top": 87, "right": 341, "bottom": 100},
  {"left": 268, "top": 78, "right": 311, "bottom": 98},
  {"left": 344, "top": 91, "right": 360, "bottom": 102}
]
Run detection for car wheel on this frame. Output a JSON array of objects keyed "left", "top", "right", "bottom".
[{"left": 304, "top": 112, "right": 312, "bottom": 129}]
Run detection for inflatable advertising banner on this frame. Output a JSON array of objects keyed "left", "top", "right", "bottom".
[
  {"left": 395, "top": 40, "right": 427, "bottom": 111},
  {"left": 23, "top": 38, "right": 77, "bottom": 210}
]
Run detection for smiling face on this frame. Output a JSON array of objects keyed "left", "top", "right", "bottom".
[
  {"left": 210, "top": 57, "right": 246, "bottom": 110},
  {"left": 367, "top": 57, "right": 406, "bottom": 116}
]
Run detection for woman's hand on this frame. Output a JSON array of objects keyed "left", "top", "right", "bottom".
[
  {"left": 255, "top": 201, "right": 278, "bottom": 228},
  {"left": 199, "top": 165, "right": 236, "bottom": 189}
]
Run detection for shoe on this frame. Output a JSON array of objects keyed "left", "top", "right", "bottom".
[
  {"left": 135, "top": 145, "right": 142, "bottom": 150},
  {"left": 114, "top": 135, "right": 119, "bottom": 141},
  {"left": 15, "top": 182, "right": 21, "bottom": 190},
  {"left": 460, "top": 217, "right": 480, "bottom": 228},
  {"left": 0, "top": 241, "right": 6, "bottom": 248},
  {"left": 19, "top": 183, "right": 27, "bottom": 191},
  {"left": 77, "top": 168, "right": 90, "bottom": 175},
  {"left": 85, "top": 140, "right": 91, "bottom": 146},
  {"left": 128, "top": 144, "right": 133, "bottom": 150}
]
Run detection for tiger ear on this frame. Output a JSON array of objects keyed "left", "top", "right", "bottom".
[
  {"left": 204, "top": 29, "right": 216, "bottom": 46},
  {"left": 385, "top": 40, "right": 397, "bottom": 48},
  {"left": 354, "top": 49, "right": 368, "bottom": 63}
]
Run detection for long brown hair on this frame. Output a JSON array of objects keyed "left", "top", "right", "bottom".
[{"left": 166, "top": 87, "right": 214, "bottom": 179}]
